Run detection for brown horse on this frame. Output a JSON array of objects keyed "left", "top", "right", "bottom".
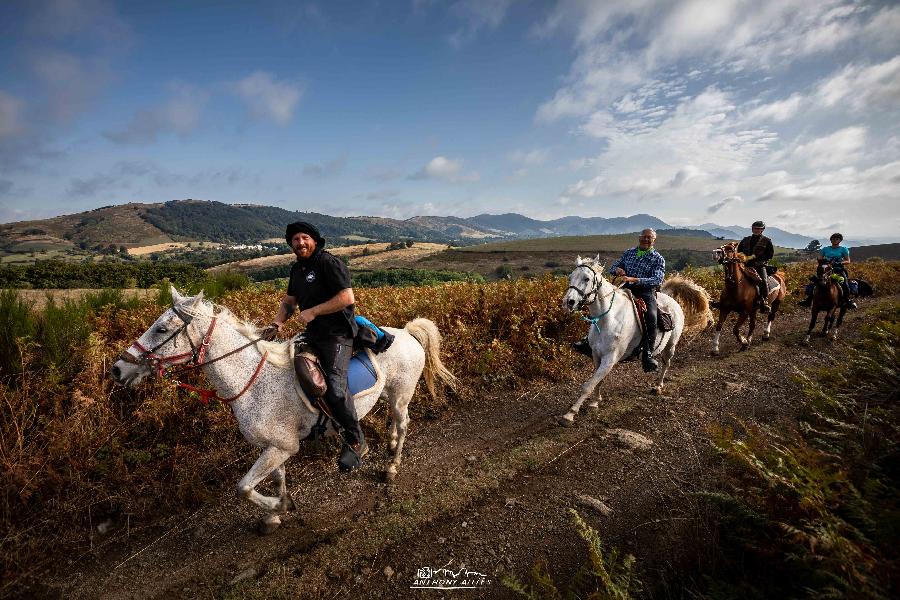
[
  {"left": 710, "top": 241, "right": 786, "bottom": 354},
  {"left": 803, "top": 259, "right": 847, "bottom": 344}
]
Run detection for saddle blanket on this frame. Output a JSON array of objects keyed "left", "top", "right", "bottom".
[
  {"left": 766, "top": 276, "right": 780, "bottom": 294},
  {"left": 348, "top": 349, "right": 379, "bottom": 397}
]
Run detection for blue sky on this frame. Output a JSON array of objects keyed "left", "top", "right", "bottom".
[{"left": 1, "top": 0, "right": 898, "bottom": 240}]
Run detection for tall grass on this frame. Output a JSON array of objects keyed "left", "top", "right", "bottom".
[{"left": 0, "top": 289, "right": 36, "bottom": 378}]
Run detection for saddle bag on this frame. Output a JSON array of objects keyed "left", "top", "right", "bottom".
[
  {"left": 353, "top": 315, "right": 395, "bottom": 354},
  {"left": 657, "top": 310, "right": 674, "bottom": 332},
  {"left": 293, "top": 339, "right": 327, "bottom": 399}
]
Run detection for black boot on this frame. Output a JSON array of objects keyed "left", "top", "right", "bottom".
[
  {"left": 338, "top": 432, "right": 368, "bottom": 472},
  {"left": 572, "top": 336, "right": 592, "bottom": 357},
  {"left": 641, "top": 329, "right": 659, "bottom": 373}
]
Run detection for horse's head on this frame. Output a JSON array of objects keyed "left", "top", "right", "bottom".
[
  {"left": 713, "top": 241, "right": 740, "bottom": 264},
  {"left": 110, "top": 286, "right": 206, "bottom": 387},
  {"left": 562, "top": 254, "right": 605, "bottom": 313},
  {"left": 815, "top": 260, "right": 833, "bottom": 284}
]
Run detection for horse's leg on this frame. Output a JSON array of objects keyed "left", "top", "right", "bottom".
[
  {"left": 237, "top": 446, "right": 295, "bottom": 534},
  {"left": 746, "top": 310, "right": 757, "bottom": 348},
  {"left": 733, "top": 312, "right": 749, "bottom": 350},
  {"left": 271, "top": 464, "right": 296, "bottom": 513},
  {"left": 652, "top": 335, "right": 677, "bottom": 395},
  {"left": 804, "top": 308, "right": 817, "bottom": 345},
  {"left": 587, "top": 381, "right": 602, "bottom": 410},
  {"left": 763, "top": 300, "right": 779, "bottom": 340},
  {"left": 386, "top": 384, "right": 416, "bottom": 482},
  {"left": 822, "top": 307, "right": 834, "bottom": 337},
  {"left": 560, "top": 354, "right": 617, "bottom": 427},
  {"left": 831, "top": 306, "right": 847, "bottom": 341},
  {"left": 711, "top": 309, "right": 728, "bottom": 355}
]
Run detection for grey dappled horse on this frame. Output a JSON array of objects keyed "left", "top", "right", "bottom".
[
  {"left": 110, "top": 287, "right": 455, "bottom": 533},
  {"left": 560, "top": 256, "right": 711, "bottom": 426}
]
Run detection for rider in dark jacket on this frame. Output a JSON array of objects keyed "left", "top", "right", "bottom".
[
  {"left": 266, "top": 221, "right": 366, "bottom": 472},
  {"left": 737, "top": 221, "right": 774, "bottom": 313}
]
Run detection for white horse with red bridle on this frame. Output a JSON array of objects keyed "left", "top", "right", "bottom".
[{"left": 111, "top": 287, "right": 455, "bottom": 533}]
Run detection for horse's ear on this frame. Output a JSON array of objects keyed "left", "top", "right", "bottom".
[
  {"left": 170, "top": 285, "right": 183, "bottom": 303},
  {"left": 191, "top": 290, "right": 205, "bottom": 306},
  {"left": 576, "top": 255, "right": 583, "bottom": 265},
  {"left": 594, "top": 253, "right": 600, "bottom": 264}
]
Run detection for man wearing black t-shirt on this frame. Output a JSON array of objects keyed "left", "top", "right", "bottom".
[{"left": 266, "top": 221, "right": 366, "bottom": 472}]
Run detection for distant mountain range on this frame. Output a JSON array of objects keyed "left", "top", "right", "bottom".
[{"left": 0, "top": 199, "right": 854, "bottom": 252}]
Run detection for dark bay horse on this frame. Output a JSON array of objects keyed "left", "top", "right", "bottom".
[
  {"left": 803, "top": 259, "right": 847, "bottom": 344},
  {"left": 710, "top": 241, "right": 786, "bottom": 354}
]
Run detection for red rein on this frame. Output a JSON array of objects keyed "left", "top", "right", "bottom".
[{"left": 128, "top": 317, "right": 269, "bottom": 405}]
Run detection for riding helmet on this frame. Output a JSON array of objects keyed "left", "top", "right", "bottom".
[{"left": 751, "top": 220, "right": 766, "bottom": 229}]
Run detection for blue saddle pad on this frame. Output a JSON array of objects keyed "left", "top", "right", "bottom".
[{"left": 348, "top": 351, "right": 378, "bottom": 396}]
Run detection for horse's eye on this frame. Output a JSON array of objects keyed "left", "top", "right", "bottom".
[{"left": 156, "top": 326, "right": 168, "bottom": 334}]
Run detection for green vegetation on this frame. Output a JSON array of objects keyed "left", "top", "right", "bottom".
[
  {"left": 0, "top": 260, "right": 207, "bottom": 289},
  {"left": 351, "top": 268, "right": 484, "bottom": 287},
  {"left": 696, "top": 303, "right": 899, "bottom": 599},
  {"left": 504, "top": 509, "right": 639, "bottom": 599}
]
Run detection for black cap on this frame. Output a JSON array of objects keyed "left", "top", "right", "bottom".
[
  {"left": 285, "top": 221, "right": 326, "bottom": 247},
  {"left": 752, "top": 220, "right": 766, "bottom": 229}
]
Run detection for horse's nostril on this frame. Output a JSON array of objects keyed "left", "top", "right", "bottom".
[{"left": 111, "top": 365, "right": 121, "bottom": 381}]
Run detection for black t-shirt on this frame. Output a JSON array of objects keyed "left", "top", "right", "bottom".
[
  {"left": 737, "top": 234, "right": 774, "bottom": 265},
  {"left": 287, "top": 249, "right": 357, "bottom": 338}
]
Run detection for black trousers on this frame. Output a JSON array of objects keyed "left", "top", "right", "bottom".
[
  {"left": 752, "top": 265, "right": 769, "bottom": 299},
  {"left": 627, "top": 285, "right": 657, "bottom": 351},
  {"left": 306, "top": 334, "right": 363, "bottom": 445}
]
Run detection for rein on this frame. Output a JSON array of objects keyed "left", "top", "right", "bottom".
[
  {"left": 576, "top": 272, "right": 623, "bottom": 334},
  {"left": 121, "top": 307, "right": 269, "bottom": 405}
]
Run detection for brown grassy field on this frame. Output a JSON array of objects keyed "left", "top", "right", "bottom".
[{"left": 13, "top": 288, "right": 158, "bottom": 310}]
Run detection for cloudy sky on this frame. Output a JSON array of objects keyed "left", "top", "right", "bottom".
[{"left": 1, "top": 0, "right": 898, "bottom": 240}]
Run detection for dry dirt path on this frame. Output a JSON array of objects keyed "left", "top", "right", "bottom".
[{"left": 39, "top": 298, "right": 893, "bottom": 599}]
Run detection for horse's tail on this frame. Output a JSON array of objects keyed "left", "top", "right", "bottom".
[
  {"left": 404, "top": 318, "right": 457, "bottom": 399},
  {"left": 661, "top": 276, "right": 713, "bottom": 332}
]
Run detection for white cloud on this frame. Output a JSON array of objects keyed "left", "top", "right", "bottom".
[
  {"left": 411, "top": 156, "right": 480, "bottom": 183},
  {"left": 707, "top": 195, "right": 742, "bottom": 214},
  {"left": 448, "top": 0, "right": 514, "bottom": 46},
  {"left": 231, "top": 71, "right": 303, "bottom": 125},
  {"left": 745, "top": 93, "right": 804, "bottom": 123},
  {"left": 105, "top": 83, "right": 209, "bottom": 145},
  {"left": 510, "top": 148, "right": 550, "bottom": 166},
  {"left": 792, "top": 126, "right": 866, "bottom": 168},
  {"left": 303, "top": 154, "right": 348, "bottom": 178},
  {"left": 816, "top": 56, "right": 900, "bottom": 112}
]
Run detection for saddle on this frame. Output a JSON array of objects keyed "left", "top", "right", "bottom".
[{"left": 631, "top": 295, "right": 674, "bottom": 334}]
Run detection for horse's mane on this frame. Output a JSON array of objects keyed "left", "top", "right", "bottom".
[{"left": 176, "top": 297, "right": 293, "bottom": 369}]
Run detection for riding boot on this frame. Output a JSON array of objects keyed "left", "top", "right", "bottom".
[
  {"left": 572, "top": 336, "right": 592, "bottom": 357},
  {"left": 641, "top": 325, "right": 659, "bottom": 373},
  {"left": 756, "top": 267, "right": 770, "bottom": 313},
  {"left": 840, "top": 282, "right": 857, "bottom": 309}
]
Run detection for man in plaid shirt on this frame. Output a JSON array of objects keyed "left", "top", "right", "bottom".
[{"left": 574, "top": 228, "right": 665, "bottom": 372}]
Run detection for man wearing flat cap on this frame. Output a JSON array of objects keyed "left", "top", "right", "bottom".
[
  {"left": 737, "top": 220, "right": 775, "bottom": 312},
  {"left": 266, "top": 221, "right": 366, "bottom": 472}
]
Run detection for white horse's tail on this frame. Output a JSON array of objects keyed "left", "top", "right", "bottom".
[
  {"left": 661, "top": 276, "right": 713, "bottom": 332},
  {"left": 404, "top": 318, "right": 457, "bottom": 399}
]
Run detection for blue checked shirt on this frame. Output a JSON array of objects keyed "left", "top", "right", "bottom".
[{"left": 609, "top": 247, "right": 665, "bottom": 288}]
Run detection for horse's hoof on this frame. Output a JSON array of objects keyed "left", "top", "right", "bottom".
[
  {"left": 558, "top": 415, "right": 574, "bottom": 427},
  {"left": 587, "top": 402, "right": 599, "bottom": 410},
  {"left": 278, "top": 493, "right": 297, "bottom": 513},
  {"left": 384, "top": 466, "right": 398, "bottom": 483},
  {"left": 762, "top": 334, "right": 770, "bottom": 341},
  {"left": 257, "top": 515, "right": 282, "bottom": 536},
  {"left": 651, "top": 386, "right": 662, "bottom": 395},
  {"left": 738, "top": 344, "right": 749, "bottom": 352},
  {"left": 710, "top": 350, "right": 719, "bottom": 356}
]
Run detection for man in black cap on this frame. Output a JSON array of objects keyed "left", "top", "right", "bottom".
[
  {"left": 737, "top": 220, "right": 775, "bottom": 312},
  {"left": 265, "top": 221, "right": 366, "bottom": 472}
]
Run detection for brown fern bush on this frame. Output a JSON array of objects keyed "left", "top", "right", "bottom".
[{"left": 1, "top": 276, "right": 585, "bottom": 586}]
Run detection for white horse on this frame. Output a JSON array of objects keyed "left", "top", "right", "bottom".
[
  {"left": 110, "top": 287, "right": 456, "bottom": 533},
  {"left": 559, "top": 256, "right": 711, "bottom": 426}
]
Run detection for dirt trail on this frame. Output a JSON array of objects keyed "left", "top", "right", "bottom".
[{"left": 36, "top": 299, "right": 892, "bottom": 599}]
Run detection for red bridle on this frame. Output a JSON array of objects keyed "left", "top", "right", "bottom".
[{"left": 120, "top": 311, "right": 268, "bottom": 405}]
